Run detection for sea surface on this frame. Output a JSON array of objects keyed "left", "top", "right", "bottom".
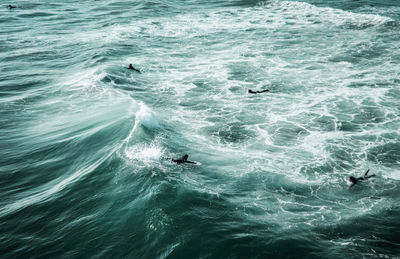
[{"left": 1, "top": 0, "right": 400, "bottom": 258}]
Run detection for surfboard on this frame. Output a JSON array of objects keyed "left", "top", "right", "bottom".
[{"left": 191, "top": 161, "right": 201, "bottom": 165}]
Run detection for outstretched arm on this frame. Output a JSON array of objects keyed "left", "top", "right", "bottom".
[
  {"left": 364, "top": 169, "right": 370, "bottom": 176},
  {"left": 185, "top": 161, "right": 197, "bottom": 164}
]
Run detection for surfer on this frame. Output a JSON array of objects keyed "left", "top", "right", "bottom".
[
  {"left": 7, "top": 4, "right": 17, "bottom": 9},
  {"left": 348, "top": 169, "right": 375, "bottom": 188},
  {"left": 248, "top": 89, "right": 269, "bottom": 94},
  {"left": 128, "top": 64, "right": 141, "bottom": 73},
  {"left": 171, "top": 154, "right": 197, "bottom": 164}
]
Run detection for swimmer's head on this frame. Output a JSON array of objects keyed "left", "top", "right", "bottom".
[
  {"left": 183, "top": 154, "right": 189, "bottom": 160},
  {"left": 349, "top": 176, "right": 357, "bottom": 184}
]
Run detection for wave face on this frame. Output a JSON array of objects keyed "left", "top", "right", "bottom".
[{"left": 1, "top": 0, "right": 400, "bottom": 258}]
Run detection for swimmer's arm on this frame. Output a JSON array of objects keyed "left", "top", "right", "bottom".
[
  {"left": 365, "top": 169, "right": 370, "bottom": 176},
  {"left": 185, "top": 161, "right": 197, "bottom": 164}
]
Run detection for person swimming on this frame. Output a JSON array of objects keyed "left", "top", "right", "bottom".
[
  {"left": 7, "top": 4, "right": 17, "bottom": 9},
  {"left": 171, "top": 154, "right": 197, "bottom": 164},
  {"left": 248, "top": 89, "right": 270, "bottom": 94},
  {"left": 348, "top": 169, "right": 375, "bottom": 188},
  {"left": 128, "top": 64, "right": 141, "bottom": 73}
]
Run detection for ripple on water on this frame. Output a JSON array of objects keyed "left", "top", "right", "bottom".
[
  {"left": 268, "top": 121, "right": 310, "bottom": 146},
  {"left": 204, "top": 122, "right": 257, "bottom": 144},
  {"left": 367, "top": 142, "right": 400, "bottom": 167}
]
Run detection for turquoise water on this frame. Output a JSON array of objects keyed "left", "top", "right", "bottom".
[{"left": 1, "top": 0, "right": 400, "bottom": 257}]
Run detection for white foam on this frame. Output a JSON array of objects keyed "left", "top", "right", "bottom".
[
  {"left": 383, "top": 169, "right": 400, "bottom": 180},
  {"left": 58, "top": 0, "right": 398, "bottom": 228},
  {"left": 56, "top": 66, "right": 107, "bottom": 93},
  {"left": 270, "top": 1, "right": 393, "bottom": 28},
  {"left": 135, "top": 103, "right": 160, "bottom": 129},
  {"left": 125, "top": 142, "right": 164, "bottom": 163},
  {"left": 301, "top": 131, "right": 343, "bottom": 157},
  {"left": 121, "top": 103, "right": 161, "bottom": 162}
]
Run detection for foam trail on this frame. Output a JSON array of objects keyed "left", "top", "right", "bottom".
[{"left": 125, "top": 103, "right": 160, "bottom": 140}]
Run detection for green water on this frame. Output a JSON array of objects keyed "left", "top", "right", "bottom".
[{"left": 1, "top": 0, "right": 400, "bottom": 258}]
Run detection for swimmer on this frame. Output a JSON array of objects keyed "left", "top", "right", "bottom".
[
  {"left": 171, "top": 154, "right": 197, "bottom": 164},
  {"left": 349, "top": 169, "right": 375, "bottom": 188},
  {"left": 128, "top": 64, "right": 141, "bottom": 73},
  {"left": 7, "top": 4, "right": 17, "bottom": 9},
  {"left": 248, "top": 89, "right": 270, "bottom": 94}
]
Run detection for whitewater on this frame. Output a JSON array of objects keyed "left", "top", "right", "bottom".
[{"left": 1, "top": 0, "right": 399, "bottom": 258}]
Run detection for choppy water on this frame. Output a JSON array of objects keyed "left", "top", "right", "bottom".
[{"left": 1, "top": 0, "right": 400, "bottom": 258}]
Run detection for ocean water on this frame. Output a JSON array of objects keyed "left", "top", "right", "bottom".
[{"left": 1, "top": 0, "right": 400, "bottom": 258}]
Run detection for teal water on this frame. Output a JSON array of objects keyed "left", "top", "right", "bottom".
[{"left": 1, "top": 0, "right": 400, "bottom": 258}]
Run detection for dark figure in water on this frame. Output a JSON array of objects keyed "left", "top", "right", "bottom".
[
  {"left": 171, "top": 154, "right": 197, "bottom": 164},
  {"left": 349, "top": 169, "right": 375, "bottom": 188},
  {"left": 128, "top": 64, "right": 141, "bottom": 73},
  {"left": 7, "top": 4, "right": 17, "bottom": 9},
  {"left": 248, "top": 89, "right": 269, "bottom": 94}
]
